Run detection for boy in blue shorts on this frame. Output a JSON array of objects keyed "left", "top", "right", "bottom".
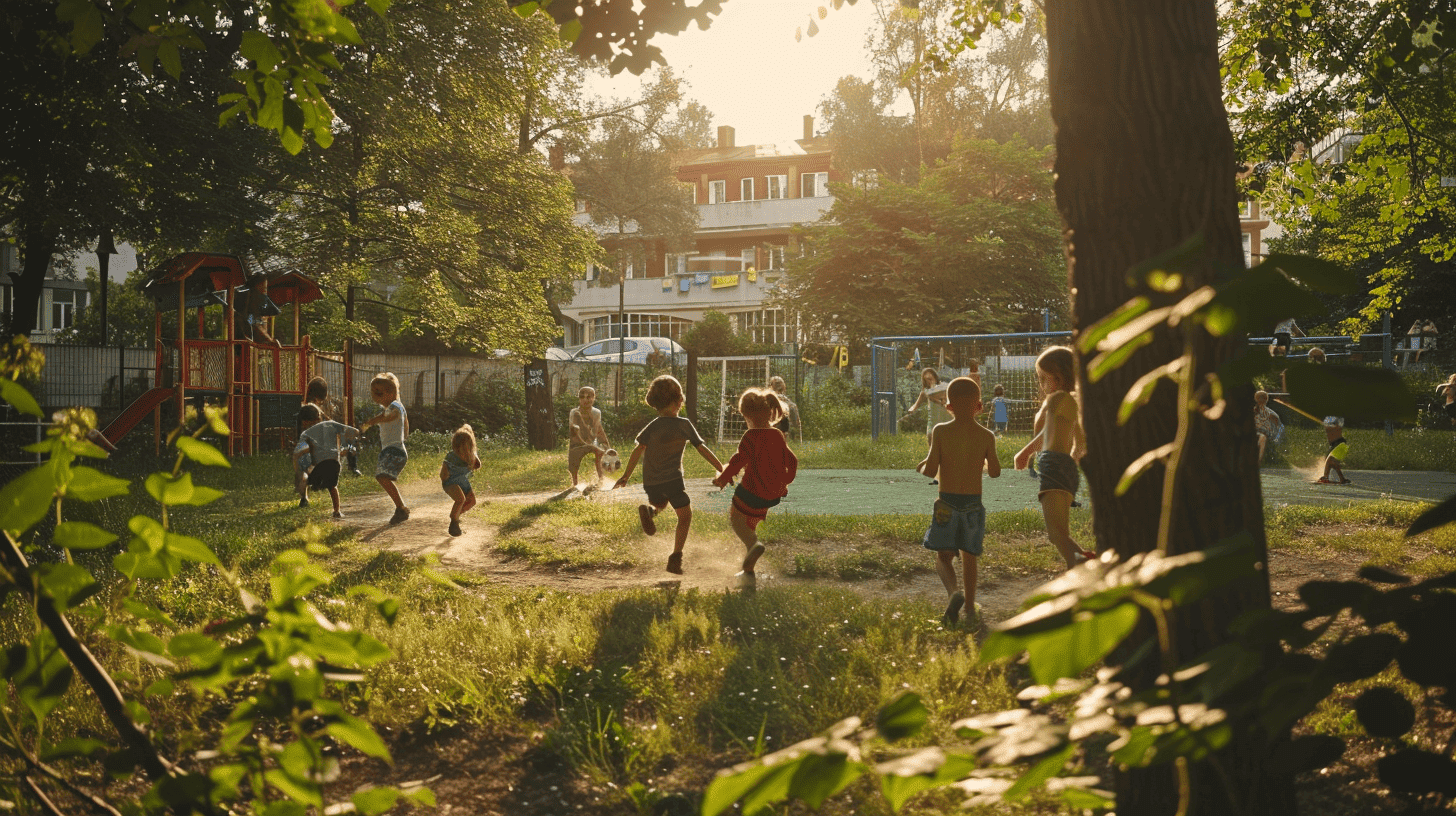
[
  {"left": 916, "top": 376, "right": 1000, "bottom": 627},
  {"left": 358, "top": 372, "right": 410, "bottom": 524},
  {"left": 614, "top": 374, "right": 725, "bottom": 574}
]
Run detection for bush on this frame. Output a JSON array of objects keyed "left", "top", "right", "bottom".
[{"left": 798, "top": 373, "right": 872, "bottom": 439}]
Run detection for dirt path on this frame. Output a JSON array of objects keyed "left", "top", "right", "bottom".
[{"left": 332, "top": 476, "right": 1353, "bottom": 621}]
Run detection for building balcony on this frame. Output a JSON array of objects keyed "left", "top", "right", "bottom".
[
  {"left": 573, "top": 195, "right": 835, "bottom": 237},
  {"left": 563, "top": 271, "right": 785, "bottom": 319}
]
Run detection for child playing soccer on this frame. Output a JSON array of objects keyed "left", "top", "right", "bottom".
[
  {"left": 916, "top": 377, "right": 999, "bottom": 627},
  {"left": 296, "top": 404, "right": 360, "bottom": 519},
  {"left": 568, "top": 386, "right": 612, "bottom": 490},
  {"left": 712, "top": 387, "right": 799, "bottom": 587},
  {"left": 614, "top": 374, "right": 725, "bottom": 574},
  {"left": 305, "top": 376, "right": 358, "bottom": 475},
  {"left": 990, "top": 384, "right": 1009, "bottom": 436},
  {"left": 1014, "top": 346, "right": 1094, "bottom": 569},
  {"left": 1253, "top": 390, "right": 1283, "bottom": 461},
  {"left": 358, "top": 373, "right": 410, "bottom": 524},
  {"left": 440, "top": 423, "right": 482, "bottom": 536},
  {"left": 1316, "top": 416, "right": 1351, "bottom": 484}
]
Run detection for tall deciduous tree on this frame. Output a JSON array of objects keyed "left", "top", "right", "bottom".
[
  {"left": 1047, "top": 1, "right": 1285, "bottom": 812},
  {"left": 776, "top": 136, "right": 1063, "bottom": 346},
  {"left": 264, "top": 0, "right": 598, "bottom": 353}
]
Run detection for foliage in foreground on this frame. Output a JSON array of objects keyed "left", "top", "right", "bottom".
[
  {"left": 704, "top": 249, "right": 1456, "bottom": 814},
  {"left": 0, "top": 341, "right": 424, "bottom": 814}
]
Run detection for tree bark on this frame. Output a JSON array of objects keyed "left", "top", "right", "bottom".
[
  {"left": 14, "top": 216, "right": 58, "bottom": 339},
  {"left": 1045, "top": 2, "right": 1289, "bottom": 814}
]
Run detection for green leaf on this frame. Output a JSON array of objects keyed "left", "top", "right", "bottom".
[
  {"left": 169, "top": 632, "right": 223, "bottom": 664},
  {"left": 146, "top": 472, "right": 193, "bottom": 505},
  {"left": 1283, "top": 364, "right": 1416, "bottom": 422},
  {"left": 164, "top": 532, "right": 220, "bottom": 566},
  {"left": 0, "top": 467, "right": 57, "bottom": 536},
  {"left": 1407, "top": 494, "right": 1456, "bottom": 538},
  {"left": 326, "top": 713, "right": 390, "bottom": 760},
  {"left": 785, "top": 752, "right": 864, "bottom": 809},
  {"left": 365, "top": 0, "right": 391, "bottom": 15},
  {"left": 1258, "top": 253, "right": 1362, "bottom": 295},
  {"left": 559, "top": 18, "right": 583, "bottom": 43},
  {"left": 352, "top": 787, "right": 402, "bottom": 816},
  {"left": 1123, "top": 234, "right": 1205, "bottom": 289},
  {"left": 1116, "top": 443, "right": 1174, "bottom": 496},
  {"left": 874, "top": 691, "right": 927, "bottom": 742},
  {"left": 1080, "top": 297, "right": 1151, "bottom": 354},
  {"left": 876, "top": 749, "right": 976, "bottom": 812},
  {"left": 1022, "top": 604, "right": 1140, "bottom": 685},
  {"left": 176, "top": 437, "right": 230, "bottom": 468},
  {"left": 0, "top": 379, "right": 42, "bottom": 417},
  {"left": 123, "top": 599, "right": 177, "bottom": 630},
  {"left": 1004, "top": 742, "right": 1075, "bottom": 800},
  {"left": 54, "top": 521, "right": 117, "bottom": 551},
  {"left": 40, "top": 737, "right": 109, "bottom": 761},
  {"left": 513, "top": 1, "right": 540, "bottom": 18},
  {"left": 264, "top": 767, "right": 323, "bottom": 808},
  {"left": 1119, "top": 360, "right": 1183, "bottom": 425},
  {"left": 66, "top": 467, "right": 129, "bottom": 502},
  {"left": 1087, "top": 332, "right": 1154, "bottom": 384},
  {"left": 36, "top": 563, "right": 98, "bottom": 611}
]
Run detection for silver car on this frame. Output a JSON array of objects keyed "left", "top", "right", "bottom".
[{"left": 568, "top": 337, "right": 687, "bottom": 366}]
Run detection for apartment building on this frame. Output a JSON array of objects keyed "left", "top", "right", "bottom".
[{"left": 559, "top": 116, "right": 843, "bottom": 349}]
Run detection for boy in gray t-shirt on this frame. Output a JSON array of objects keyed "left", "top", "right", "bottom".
[
  {"left": 615, "top": 374, "right": 724, "bottom": 575},
  {"left": 296, "top": 403, "right": 359, "bottom": 519}
]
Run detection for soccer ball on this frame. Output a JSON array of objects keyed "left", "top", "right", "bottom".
[{"left": 601, "top": 449, "right": 622, "bottom": 473}]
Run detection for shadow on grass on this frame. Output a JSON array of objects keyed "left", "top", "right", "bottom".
[{"left": 498, "top": 503, "right": 554, "bottom": 536}]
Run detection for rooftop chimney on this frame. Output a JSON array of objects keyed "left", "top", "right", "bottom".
[
  {"left": 717, "top": 125, "right": 735, "bottom": 149},
  {"left": 804, "top": 115, "right": 814, "bottom": 140}
]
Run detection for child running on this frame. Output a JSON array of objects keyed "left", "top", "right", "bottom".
[
  {"left": 358, "top": 373, "right": 410, "bottom": 525},
  {"left": 712, "top": 387, "right": 799, "bottom": 587},
  {"left": 440, "top": 423, "right": 483, "bottom": 536},
  {"left": 916, "top": 377, "right": 999, "bottom": 627},
  {"left": 990, "top": 384, "right": 1009, "bottom": 436},
  {"left": 1316, "top": 416, "right": 1351, "bottom": 484},
  {"left": 1253, "top": 390, "right": 1283, "bottom": 461},
  {"left": 1014, "top": 346, "right": 1093, "bottom": 568},
  {"left": 305, "top": 376, "right": 359, "bottom": 475},
  {"left": 615, "top": 374, "right": 725, "bottom": 574},
  {"left": 296, "top": 404, "right": 360, "bottom": 519},
  {"left": 568, "top": 386, "right": 612, "bottom": 491}
]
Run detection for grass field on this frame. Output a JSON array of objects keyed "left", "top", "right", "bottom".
[{"left": 23, "top": 427, "right": 1456, "bottom": 815}]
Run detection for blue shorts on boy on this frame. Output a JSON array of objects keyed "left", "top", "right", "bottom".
[
  {"left": 377, "top": 446, "right": 408, "bottom": 480},
  {"left": 1036, "top": 450, "right": 1079, "bottom": 497},
  {"left": 923, "top": 493, "right": 986, "bottom": 555},
  {"left": 442, "top": 450, "right": 474, "bottom": 493},
  {"left": 375, "top": 399, "right": 408, "bottom": 480}
]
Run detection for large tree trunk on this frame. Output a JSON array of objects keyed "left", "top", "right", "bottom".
[
  {"left": 13, "top": 216, "right": 57, "bottom": 339},
  {"left": 1045, "top": 2, "right": 1291, "bottom": 814}
]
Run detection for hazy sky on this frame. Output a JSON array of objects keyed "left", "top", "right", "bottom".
[{"left": 587, "top": 0, "right": 884, "bottom": 147}]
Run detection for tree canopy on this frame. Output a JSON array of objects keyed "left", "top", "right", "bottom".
[{"left": 775, "top": 136, "right": 1063, "bottom": 346}]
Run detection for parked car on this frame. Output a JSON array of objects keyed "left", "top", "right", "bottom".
[{"left": 569, "top": 337, "right": 686, "bottom": 366}]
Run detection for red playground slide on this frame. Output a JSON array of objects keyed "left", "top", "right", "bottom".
[{"left": 100, "top": 387, "right": 174, "bottom": 446}]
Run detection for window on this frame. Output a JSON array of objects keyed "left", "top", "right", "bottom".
[
  {"left": 740, "top": 178, "right": 755, "bottom": 201},
  {"left": 574, "top": 199, "right": 587, "bottom": 214},
  {"left": 1241, "top": 232, "right": 1252, "bottom": 267},
  {"left": 851, "top": 170, "right": 877, "bottom": 190},
  {"left": 734, "top": 309, "right": 795, "bottom": 345},
  {"left": 51, "top": 289, "right": 85, "bottom": 330},
  {"left": 1237, "top": 199, "right": 1253, "bottom": 218},
  {"left": 766, "top": 246, "right": 785, "bottom": 270},
  {"left": 665, "top": 254, "right": 688, "bottom": 276},
  {"left": 766, "top": 175, "right": 787, "bottom": 200},
  {"left": 802, "top": 172, "right": 829, "bottom": 198},
  {"left": 741, "top": 248, "right": 756, "bottom": 271},
  {"left": 709, "top": 180, "right": 727, "bottom": 204},
  {"left": 586, "top": 314, "right": 694, "bottom": 343}
]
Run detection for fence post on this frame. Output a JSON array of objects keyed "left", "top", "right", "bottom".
[
  {"left": 524, "top": 358, "right": 553, "bottom": 451},
  {"left": 435, "top": 355, "right": 441, "bottom": 408},
  {"left": 1383, "top": 311, "right": 1394, "bottom": 437},
  {"left": 685, "top": 351, "right": 698, "bottom": 426}
]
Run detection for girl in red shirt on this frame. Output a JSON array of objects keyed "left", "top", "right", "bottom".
[{"left": 713, "top": 388, "right": 799, "bottom": 587}]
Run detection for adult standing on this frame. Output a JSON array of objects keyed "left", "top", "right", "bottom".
[
  {"left": 767, "top": 375, "right": 801, "bottom": 442},
  {"left": 1439, "top": 374, "right": 1456, "bottom": 427},
  {"left": 901, "top": 367, "right": 950, "bottom": 445}
]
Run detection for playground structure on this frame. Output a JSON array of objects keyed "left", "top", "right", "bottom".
[{"left": 99, "top": 253, "right": 348, "bottom": 455}]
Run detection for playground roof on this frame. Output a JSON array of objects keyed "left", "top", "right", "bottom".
[
  {"left": 147, "top": 253, "right": 248, "bottom": 291},
  {"left": 264, "top": 272, "right": 324, "bottom": 306}
]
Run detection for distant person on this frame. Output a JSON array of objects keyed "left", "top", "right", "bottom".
[
  {"left": 615, "top": 375, "right": 726, "bottom": 574},
  {"left": 1014, "top": 346, "right": 1095, "bottom": 569},
  {"left": 767, "top": 375, "right": 801, "bottom": 442},
  {"left": 568, "top": 386, "right": 612, "bottom": 490},
  {"left": 1315, "top": 416, "right": 1350, "bottom": 485},
  {"left": 990, "top": 384, "right": 1009, "bottom": 436},
  {"left": 1271, "top": 318, "right": 1304, "bottom": 356},
  {"left": 965, "top": 359, "right": 982, "bottom": 391},
  {"left": 902, "top": 368, "right": 949, "bottom": 447},
  {"left": 1307, "top": 346, "right": 1326, "bottom": 364},
  {"left": 295, "top": 403, "right": 359, "bottom": 518},
  {"left": 713, "top": 388, "right": 798, "bottom": 587},
  {"left": 916, "top": 377, "right": 999, "bottom": 628},
  {"left": 440, "top": 423, "right": 482, "bottom": 537},
  {"left": 1253, "top": 390, "right": 1283, "bottom": 461},
  {"left": 1439, "top": 374, "right": 1456, "bottom": 426}
]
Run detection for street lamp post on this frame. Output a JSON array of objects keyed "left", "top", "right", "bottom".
[{"left": 96, "top": 230, "right": 116, "bottom": 344}]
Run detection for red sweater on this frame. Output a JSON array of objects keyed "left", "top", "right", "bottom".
[{"left": 716, "top": 428, "right": 798, "bottom": 500}]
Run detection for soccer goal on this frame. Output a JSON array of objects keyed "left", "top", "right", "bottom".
[
  {"left": 869, "top": 332, "right": 1074, "bottom": 439},
  {"left": 696, "top": 355, "right": 799, "bottom": 443}
]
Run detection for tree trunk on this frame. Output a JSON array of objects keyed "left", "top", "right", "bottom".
[
  {"left": 13, "top": 217, "right": 58, "bottom": 339},
  {"left": 1045, "top": 2, "right": 1289, "bottom": 814}
]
